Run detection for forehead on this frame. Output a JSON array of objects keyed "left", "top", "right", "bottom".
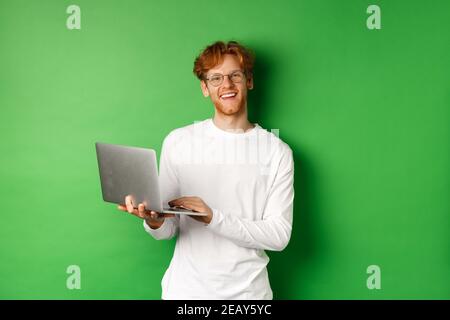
[{"left": 207, "top": 54, "right": 241, "bottom": 75}]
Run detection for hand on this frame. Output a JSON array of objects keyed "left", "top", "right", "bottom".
[
  {"left": 168, "top": 196, "right": 213, "bottom": 225},
  {"left": 117, "top": 195, "right": 175, "bottom": 229}
]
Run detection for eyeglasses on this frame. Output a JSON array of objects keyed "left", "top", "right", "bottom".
[{"left": 204, "top": 70, "right": 246, "bottom": 87}]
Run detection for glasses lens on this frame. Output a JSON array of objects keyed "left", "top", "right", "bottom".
[
  {"left": 230, "top": 71, "right": 244, "bottom": 83},
  {"left": 207, "top": 71, "right": 245, "bottom": 86},
  {"left": 209, "top": 74, "right": 223, "bottom": 86}
]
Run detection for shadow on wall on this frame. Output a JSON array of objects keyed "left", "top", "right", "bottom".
[{"left": 247, "top": 46, "right": 321, "bottom": 299}]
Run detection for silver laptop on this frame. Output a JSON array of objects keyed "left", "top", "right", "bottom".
[{"left": 95, "top": 142, "right": 207, "bottom": 216}]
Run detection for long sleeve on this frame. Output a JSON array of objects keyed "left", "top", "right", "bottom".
[
  {"left": 143, "top": 132, "right": 180, "bottom": 240},
  {"left": 206, "top": 147, "right": 294, "bottom": 251},
  {"left": 143, "top": 216, "right": 179, "bottom": 240}
]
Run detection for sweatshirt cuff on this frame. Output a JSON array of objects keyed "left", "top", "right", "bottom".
[
  {"left": 205, "top": 208, "right": 223, "bottom": 230},
  {"left": 143, "top": 218, "right": 170, "bottom": 236}
]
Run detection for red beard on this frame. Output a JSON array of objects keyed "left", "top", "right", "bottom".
[{"left": 213, "top": 94, "right": 247, "bottom": 116}]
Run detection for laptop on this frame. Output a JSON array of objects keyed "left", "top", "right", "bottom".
[{"left": 95, "top": 142, "right": 207, "bottom": 216}]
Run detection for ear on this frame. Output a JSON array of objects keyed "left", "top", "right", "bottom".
[
  {"left": 247, "top": 76, "right": 254, "bottom": 90},
  {"left": 200, "top": 80, "right": 210, "bottom": 97}
]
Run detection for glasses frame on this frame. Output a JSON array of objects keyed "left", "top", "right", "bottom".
[{"left": 204, "top": 70, "right": 247, "bottom": 87}]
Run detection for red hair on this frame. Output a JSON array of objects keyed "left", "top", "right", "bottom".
[{"left": 193, "top": 41, "right": 255, "bottom": 81}]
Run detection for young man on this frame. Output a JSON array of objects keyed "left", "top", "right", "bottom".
[{"left": 118, "top": 41, "right": 294, "bottom": 299}]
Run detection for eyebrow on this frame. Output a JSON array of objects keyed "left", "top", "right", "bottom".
[{"left": 208, "top": 69, "right": 241, "bottom": 76}]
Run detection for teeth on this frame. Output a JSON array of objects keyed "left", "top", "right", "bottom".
[{"left": 221, "top": 93, "right": 237, "bottom": 98}]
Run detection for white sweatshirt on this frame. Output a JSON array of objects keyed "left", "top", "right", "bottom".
[{"left": 143, "top": 118, "right": 294, "bottom": 300}]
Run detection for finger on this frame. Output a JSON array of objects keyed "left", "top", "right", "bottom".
[
  {"left": 175, "top": 201, "right": 203, "bottom": 213},
  {"left": 171, "top": 203, "right": 189, "bottom": 210},
  {"left": 188, "top": 205, "right": 203, "bottom": 213},
  {"left": 126, "top": 197, "right": 134, "bottom": 213},
  {"left": 150, "top": 211, "right": 159, "bottom": 220},
  {"left": 169, "top": 198, "right": 195, "bottom": 207},
  {"left": 168, "top": 199, "right": 180, "bottom": 207},
  {"left": 117, "top": 204, "right": 127, "bottom": 211},
  {"left": 188, "top": 202, "right": 207, "bottom": 213},
  {"left": 176, "top": 199, "right": 198, "bottom": 205},
  {"left": 119, "top": 204, "right": 140, "bottom": 217},
  {"left": 168, "top": 196, "right": 193, "bottom": 206},
  {"left": 138, "top": 203, "right": 146, "bottom": 218},
  {"left": 175, "top": 199, "right": 201, "bottom": 207}
]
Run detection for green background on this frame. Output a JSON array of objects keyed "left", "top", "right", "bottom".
[{"left": 0, "top": 0, "right": 449, "bottom": 299}]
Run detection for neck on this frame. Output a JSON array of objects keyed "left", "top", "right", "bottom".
[{"left": 212, "top": 106, "right": 255, "bottom": 132}]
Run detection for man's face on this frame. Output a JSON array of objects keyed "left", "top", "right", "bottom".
[{"left": 201, "top": 54, "right": 253, "bottom": 116}]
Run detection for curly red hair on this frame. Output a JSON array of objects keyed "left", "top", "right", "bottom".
[{"left": 193, "top": 40, "right": 255, "bottom": 81}]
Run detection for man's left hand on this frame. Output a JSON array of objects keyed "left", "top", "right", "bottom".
[{"left": 168, "top": 196, "right": 213, "bottom": 225}]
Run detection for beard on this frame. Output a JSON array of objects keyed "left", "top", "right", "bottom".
[{"left": 212, "top": 94, "right": 247, "bottom": 116}]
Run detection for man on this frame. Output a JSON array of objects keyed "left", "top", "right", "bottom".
[{"left": 117, "top": 41, "right": 294, "bottom": 299}]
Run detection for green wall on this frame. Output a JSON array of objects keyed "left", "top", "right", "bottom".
[{"left": 0, "top": 0, "right": 448, "bottom": 299}]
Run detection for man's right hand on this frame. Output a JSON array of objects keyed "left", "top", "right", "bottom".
[{"left": 117, "top": 195, "right": 175, "bottom": 229}]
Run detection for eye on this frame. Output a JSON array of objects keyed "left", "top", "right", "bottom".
[
  {"left": 210, "top": 74, "right": 222, "bottom": 82},
  {"left": 231, "top": 72, "right": 243, "bottom": 81}
]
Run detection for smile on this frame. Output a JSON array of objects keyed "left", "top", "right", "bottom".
[{"left": 220, "top": 92, "right": 237, "bottom": 99}]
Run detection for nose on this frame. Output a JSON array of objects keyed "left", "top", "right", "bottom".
[{"left": 222, "top": 75, "right": 235, "bottom": 88}]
